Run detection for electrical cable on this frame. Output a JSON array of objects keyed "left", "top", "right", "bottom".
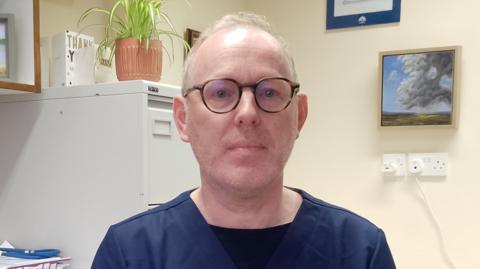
[{"left": 412, "top": 176, "right": 457, "bottom": 269}]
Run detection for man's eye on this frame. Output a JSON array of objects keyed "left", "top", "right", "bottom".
[
  {"left": 259, "top": 88, "right": 280, "bottom": 98},
  {"left": 264, "top": 89, "right": 277, "bottom": 97},
  {"left": 214, "top": 89, "right": 228, "bottom": 98}
]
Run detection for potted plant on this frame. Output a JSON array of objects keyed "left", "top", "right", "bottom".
[{"left": 78, "top": 0, "right": 189, "bottom": 81}]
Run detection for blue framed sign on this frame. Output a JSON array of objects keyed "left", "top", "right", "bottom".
[{"left": 327, "top": 0, "right": 401, "bottom": 30}]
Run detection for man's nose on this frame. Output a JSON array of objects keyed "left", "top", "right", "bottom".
[{"left": 234, "top": 89, "right": 261, "bottom": 126}]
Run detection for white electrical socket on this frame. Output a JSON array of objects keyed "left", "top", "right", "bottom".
[
  {"left": 407, "top": 153, "right": 448, "bottom": 177},
  {"left": 408, "top": 158, "right": 425, "bottom": 174},
  {"left": 382, "top": 154, "right": 406, "bottom": 177}
]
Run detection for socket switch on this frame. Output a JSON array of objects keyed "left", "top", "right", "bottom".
[
  {"left": 382, "top": 154, "right": 406, "bottom": 177},
  {"left": 408, "top": 153, "right": 448, "bottom": 176}
]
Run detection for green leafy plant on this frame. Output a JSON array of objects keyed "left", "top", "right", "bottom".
[{"left": 78, "top": 0, "right": 189, "bottom": 65}]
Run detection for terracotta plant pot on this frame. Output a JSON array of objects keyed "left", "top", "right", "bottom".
[{"left": 115, "top": 38, "right": 162, "bottom": 81}]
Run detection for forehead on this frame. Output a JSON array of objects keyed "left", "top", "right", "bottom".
[{"left": 189, "top": 26, "right": 291, "bottom": 83}]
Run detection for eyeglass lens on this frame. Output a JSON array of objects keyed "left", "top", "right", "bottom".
[{"left": 202, "top": 78, "right": 293, "bottom": 113}]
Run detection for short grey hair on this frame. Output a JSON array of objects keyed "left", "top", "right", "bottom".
[{"left": 182, "top": 11, "right": 297, "bottom": 95}]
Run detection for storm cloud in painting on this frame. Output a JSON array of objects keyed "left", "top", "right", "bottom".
[{"left": 395, "top": 52, "right": 453, "bottom": 111}]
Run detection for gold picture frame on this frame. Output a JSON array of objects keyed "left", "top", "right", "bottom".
[
  {"left": 379, "top": 46, "right": 461, "bottom": 128},
  {"left": 185, "top": 28, "right": 200, "bottom": 48}
]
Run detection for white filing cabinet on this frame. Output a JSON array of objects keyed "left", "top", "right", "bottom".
[{"left": 0, "top": 81, "right": 199, "bottom": 269}]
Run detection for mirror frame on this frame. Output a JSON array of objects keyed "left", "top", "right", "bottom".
[{"left": 0, "top": 0, "right": 40, "bottom": 93}]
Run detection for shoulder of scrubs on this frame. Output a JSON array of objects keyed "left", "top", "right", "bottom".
[
  {"left": 295, "top": 189, "right": 396, "bottom": 269},
  {"left": 91, "top": 191, "right": 193, "bottom": 269}
]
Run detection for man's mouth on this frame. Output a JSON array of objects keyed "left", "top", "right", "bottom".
[{"left": 227, "top": 143, "right": 266, "bottom": 151}]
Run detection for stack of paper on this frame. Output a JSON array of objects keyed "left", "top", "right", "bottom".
[
  {"left": 0, "top": 256, "right": 70, "bottom": 269},
  {"left": 0, "top": 241, "right": 69, "bottom": 269}
]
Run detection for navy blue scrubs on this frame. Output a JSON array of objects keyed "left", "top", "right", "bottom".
[{"left": 92, "top": 189, "right": 396, "bottom": 268}]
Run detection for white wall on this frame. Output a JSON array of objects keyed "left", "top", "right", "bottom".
[{"left": 246, "top": 0, "right": 480, "bottom": 268}]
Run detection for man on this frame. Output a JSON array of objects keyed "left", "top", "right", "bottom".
[{"left": 92, "top": 12, "right": 396, "bottom": 269}]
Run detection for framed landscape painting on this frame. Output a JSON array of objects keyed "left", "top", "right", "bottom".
[{"left": 379, "top": 46, "right": 461, "bottom": 127}]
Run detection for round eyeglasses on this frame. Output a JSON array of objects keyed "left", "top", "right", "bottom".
[{"left": 183, "top": 77, "right": 300, "bottom": 114}]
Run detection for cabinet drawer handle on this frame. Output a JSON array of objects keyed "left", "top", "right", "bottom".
[{"left": 152, "top": 119, "right": 171, "bottom": 136}]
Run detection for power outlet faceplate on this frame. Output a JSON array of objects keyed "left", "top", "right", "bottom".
[
  {"left": 408, "top": 153, "right": 448, "bottom": 176},
  {"left": 382, "top": 154, "right": 406, "bottom": 177}
]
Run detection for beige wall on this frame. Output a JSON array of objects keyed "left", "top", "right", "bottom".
[
  {"left": 247, "top": 0, "right": 480, "bottom": 268},
  {"left": 160, "top": 0, "right": 247, "bottom": 85},
  {"left": 40, "top": 0, "right": 109, "bottom": 43},
  {"left": 40, "top": 0, "right": 111, "bottom": 86},
  {"left": 40, "top": 0, "right": 247, "bottom": 87}
]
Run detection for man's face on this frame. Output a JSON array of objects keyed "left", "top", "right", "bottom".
[{"left": 174, "top": 27, "right": 308, "bottom": 195}]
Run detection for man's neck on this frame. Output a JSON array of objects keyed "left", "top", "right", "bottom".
[{"left": 190, "top": 183, "right": 302, "bottom": 229}]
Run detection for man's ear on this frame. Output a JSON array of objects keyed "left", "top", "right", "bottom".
[
  {"left": 173, "top": 96, "right": 190, "bottom": 142},
  {"left": 296, "top": 94, "right": 308, "bottom": 136}
]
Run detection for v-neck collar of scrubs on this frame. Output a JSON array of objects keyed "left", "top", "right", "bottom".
[{"left": 175, "top": 189, "right": 321, "bottom": 269}]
